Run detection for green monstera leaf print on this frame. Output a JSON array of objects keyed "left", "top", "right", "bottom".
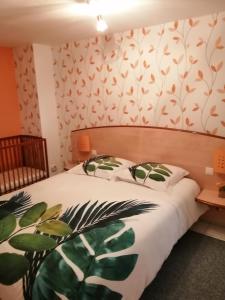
[
  {"left": 129, "top": 162, "right": 172, "bottom": 183},
  {"left": 32, "top": 220, "right": 137, "bottom": 300},
  {"left": 82, "top": 155, "right": 122, "bottom": 175}
]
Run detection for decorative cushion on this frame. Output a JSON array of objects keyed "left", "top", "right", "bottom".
[
  {"left": 68, "top": 155, "right": 135, "bottom": 180},
  {"left": 114, "top": 162, "right": 189, "bottom": 191}
]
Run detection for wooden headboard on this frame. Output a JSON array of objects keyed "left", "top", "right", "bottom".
[{"left": 71, "top": 126, "right": 225, "bottom": 190}]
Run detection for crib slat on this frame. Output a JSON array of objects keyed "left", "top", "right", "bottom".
[
  {"left": 0, "top": 147, "right": 7, "bottom": 195},
  {"left": 9, "top": 139, "right": 16, "bottom": 190},
  {"left": 0, "top": 135, "right": 49, "bottom": 195}
]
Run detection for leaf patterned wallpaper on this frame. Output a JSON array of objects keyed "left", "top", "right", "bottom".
[
  {"left": 12, "top": 12, "right": 225, "bottom": 166},
  {"left": 13, "top": 45, "right": 41, "bottom": 136},
  {"left": 52, "top": 11, "right": 225, "bottom": 164}
]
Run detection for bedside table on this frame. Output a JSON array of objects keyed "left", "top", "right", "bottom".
[
  {"left": 196, "top": 189, "right": 225, "bottom": 209},
  {"left": 64, "top": 161, "right": 81, "bottom": 171}
]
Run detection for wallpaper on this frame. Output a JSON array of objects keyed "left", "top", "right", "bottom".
[
  {"left": 52, "top": 11, "right": 225, "bottom": 165},
  {"left": 13, "top": 45, "right": 41, "bottom": 136}
]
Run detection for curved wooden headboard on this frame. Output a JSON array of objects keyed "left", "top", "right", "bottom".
[{"left": 71, "top": 126, "right": 225, "bottom": 190}]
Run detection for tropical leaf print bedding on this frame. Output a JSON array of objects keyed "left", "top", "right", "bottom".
[
  {"left": 0, "top": 172, "right": 205, "bottom": 300},
  {"left": 83, "top": 155, "right": 123, "bottom": 175},
  {"left": 0, "top": 192, "right": 156, "bottom": 300},
  {"left": 114, "top": 162, "right": 189, "bottom": 191},
  {"left": 33, "top": 220, "right": 137, "bottom": 300},
  {"left": 129, "top": 163, "right": 173, "bottom": 183}
]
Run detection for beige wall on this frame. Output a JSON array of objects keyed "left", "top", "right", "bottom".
[{"left": 13, "top": 45, "right": 41, "bottom": 136}]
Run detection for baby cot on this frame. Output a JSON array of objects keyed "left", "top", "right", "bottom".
[{"left": 0, "top": 135, "right": 49, "bottom": 195}]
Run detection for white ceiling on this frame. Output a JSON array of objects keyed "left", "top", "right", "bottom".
[{"left": 0, "top": 0, "right": 225, "bottom": 47}]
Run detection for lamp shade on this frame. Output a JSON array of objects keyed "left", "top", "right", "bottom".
[
  {"left": 213, "top": 148, "right": 225, "bottom": 174},
  {"left": 77, "top": 134, "right": 91, "bottom": 153}
]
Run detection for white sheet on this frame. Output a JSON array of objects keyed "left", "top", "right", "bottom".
[
  {"left": 0, "top": 167, "right": 46, "bottom": 193},
  {"left": 0, "top": 172, "right": 207, "bottom": 300}
]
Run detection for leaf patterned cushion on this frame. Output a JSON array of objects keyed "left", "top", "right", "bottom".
[
  {"left": 68, "top": 155, "right": 135, "bottom": 180},
  {"left": 114, "top": 162, "right": 189, "bottom": 191}
]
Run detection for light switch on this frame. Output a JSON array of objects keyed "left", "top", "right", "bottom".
[{"left": 205, "top": 167, "right": 214, "bottom": 176}]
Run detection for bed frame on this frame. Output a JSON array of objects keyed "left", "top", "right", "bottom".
[
  {"left": 0, "top": 135, "right": 49, "bottom": 195},
  {"left": 71, "top": 126, "right": 225, "bottom": 190}
]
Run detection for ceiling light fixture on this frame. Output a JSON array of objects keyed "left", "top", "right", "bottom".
[
  {"left": 86, "top": 0, "right": 108, "bottom": 32},
  {"left": 96, "top": 15, "right": 108, "bottom": 32}
]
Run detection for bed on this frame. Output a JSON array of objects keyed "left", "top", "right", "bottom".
[
  {"left": 0, "top": 126, "right": 224, "bottom": 300},
  {"left": 0, "top": 135, "right": 49, "bottom": 195},
  {"left": 0, "top": 171, "right": 207, "bottom": 300}
]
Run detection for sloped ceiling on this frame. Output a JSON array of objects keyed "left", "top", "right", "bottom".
[{"left": 0, "top": 0, "right": 225, "bottom": 46}]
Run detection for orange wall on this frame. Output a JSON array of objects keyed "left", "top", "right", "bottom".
[{"left": 0, "top": 47, "right": 21, "bottom": 137}]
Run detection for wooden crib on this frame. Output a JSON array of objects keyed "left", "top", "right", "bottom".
[{"left": 0, "top": 135, "right": 49, "bottom": 196}]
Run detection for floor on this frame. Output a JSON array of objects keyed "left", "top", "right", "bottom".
[{"left": 192, "top": 220, "right": 225, "bottom": 241}]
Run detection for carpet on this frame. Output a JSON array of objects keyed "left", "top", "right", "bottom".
[{"left": 141, "top": 230, "right": 225, "bottom": 300}]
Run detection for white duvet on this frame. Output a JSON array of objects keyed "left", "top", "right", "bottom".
[{"left": 0, "top": 172, "right": 207, "bottom": 300}]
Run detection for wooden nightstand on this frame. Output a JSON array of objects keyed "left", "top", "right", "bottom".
[
  {"left": 196, "top": 189, "right": 225, "bottom": 209},
  {"left": 64, "top": 161, "right": 81, "bottom": 171}
]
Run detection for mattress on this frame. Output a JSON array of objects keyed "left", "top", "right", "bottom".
[
  {"left": 0, "top": 167, "right": 45, "bottom": 193},
  {"left": 0, "top": 172, "right": 207, "bottom": 300}
]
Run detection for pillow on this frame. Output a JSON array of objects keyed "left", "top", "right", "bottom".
[
  {"left": 114, "top": 162, "right": 189, "bottom": 191},
  {"left": 68, "top": 155, "right": 135, "bottom": 180}
]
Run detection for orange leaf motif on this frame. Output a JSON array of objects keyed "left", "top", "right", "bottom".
[
  {"left": 123, "top": 105, "right": 128, "bottom": 114},
  {"left": 185, "top": 118, "right": 194, "bottom": 127},
  {"left": 167, "top": 84, "right": 176, "bottom": 95},
  {"left": 96, "top": 65, "right": 103, "bottom": 72},
  {"left": 88, "top": 74, "right": 95, "bottom": 81},
  {"left": 148, "top": 45, "right": 154, "bottom": 53},
  {"left": 137, "top": 75, "right": 143, "bottom": 82},
  {"left": 161, "top": 105, "right": 168, "bottom": 115},
  {"left": 143, "top": 60, "right": 150, "bottom": 69},
  {"left": 180, "top": 72, "right": 188, "bottom": 79},
  {"left": 170, "top": 99, "right": 177, "bottom": 106},
  {"left": 130, "top": 60, "right": 139, "bottom": 69},
  {"left": 121, "top": 71, "right": 128, "bottom": 78},
  {"left": 173, "top": 36, "right": 180, "bottom": 43},
  {"left": 208, "top": 19, "right": 218, "bottom": 28},
  {"left": 112, "top": 77, "right": 117, "bottom": 86},
  {"left": 108, "top": 115, "right": 114, "bottom": 122},
  {"left": 142, "top": 27, "right": 150, "bottom": 36},
  {"left": 107, "top": 65, "right": 112, "bottom": 72},
  {"left": 98, "top": 114, "right": 104, "bottom": 121},
  {"left": 149, "top": 74, "right": 155, "bottom": 84},
  {"left": 163, "top": 44, "right": 170, "bottom": 56},
  {"left": 211, "top": 62, "right": 223, "bottom": 73},
  {"left": 123, "top": 51, "right": 128, "bottom": 61},
  {"left": 186, "top": 85, "right": 196, "bottom": 93},
  {"left": 192, "top": 104, "right": 199, "bottom": 111},
  {"left": 170, "top": 116, "right": 180, "bottom": 125},
  {"left": 130, "top": 115, "right": 138, "bottom": 123},
  {"left": 161, "top": 67, "right": 170, "bottom": 76},
  {"left": 169, "top": 21, "right": 179, "bottom": 31},
  {"left": 189, "top": 56, "right": 198, "bottom": 64},
  {"left": 141, "top": 88, "right": 149, "bottom": 95},
  {"left": 188, "top": 19, "right": 199, "bottom": 27},
  {"left": 127, "top": 87, "right": 134, "bottom": 96},
  {"left": 127, "top": 30, "right": 134, "bottom": 39},
  {"left": 106, "top": 89, "right": 112, "bottom": 95},
  {"left": 196, "top": 38, "right": 204, "bottom": 47},
  {"left": 217, "top": 85, "right": 225, "bottom": 94},
  {"left": 215, "top": 36, "right": 224, "bottom": 49},
  {"left": 210, "top": 105, "right": 218, "bottom": 117},
  {"left": 196, "top": 70, "right": 203, "bottom": 81},
  {"left": 142, "top": 116, "right": 149, "bottom": 124}
]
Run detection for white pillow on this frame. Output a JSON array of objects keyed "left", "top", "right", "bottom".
[
  {"left": 68, "top": 155, "right": 135, "bottom": 180},
  {"left": 114, "top": 162, "right": 189, "bottom": 191}
]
